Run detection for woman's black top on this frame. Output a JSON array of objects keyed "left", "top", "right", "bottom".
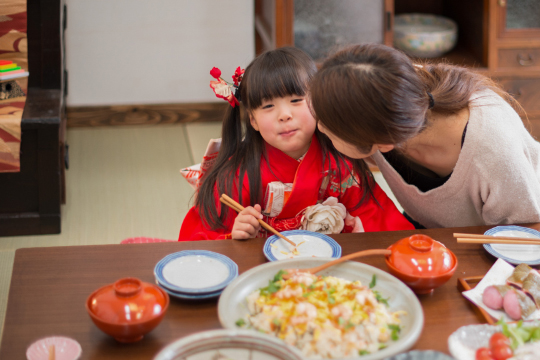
[{"left": 382, "top": 123, "right": 468, "bottom": 193}]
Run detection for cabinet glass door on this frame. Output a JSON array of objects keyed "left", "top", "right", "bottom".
[
  {"left": 499, "top": 0, "right": 540, "bottom": 38},
  {"left": 294, "top": 0, "right": 389, "bottom": 61},
  {"left": 506, "top": 0, "right": 540, "bottom": 29}
]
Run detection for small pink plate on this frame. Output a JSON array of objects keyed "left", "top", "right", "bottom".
[{"left": 26, "top": 336, "right": 82, "bottom": 360}]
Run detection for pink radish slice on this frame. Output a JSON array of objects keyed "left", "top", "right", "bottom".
[
  {"left": 503, "top": 290, "right": 522, "bottom": 320},
  {"left": 483, "top": 286, "right": 504, "bottom": 310}
]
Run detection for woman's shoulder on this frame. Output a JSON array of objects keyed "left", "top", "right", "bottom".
[
  {"left": 468, "top": 89, "right": 530, "bottom": 142},
  {"left": 465, "top": 90, "right": 540, "bottom": 168}
]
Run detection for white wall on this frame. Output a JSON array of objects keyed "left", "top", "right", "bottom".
[{"left": 65, "top": 0, "right": 254, "bottom": 106}]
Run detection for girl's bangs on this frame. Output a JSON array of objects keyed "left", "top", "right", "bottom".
[{"left": 246, "top": 65, "right": 310, "bottom": 109}]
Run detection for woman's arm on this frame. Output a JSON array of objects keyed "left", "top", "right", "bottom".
[{"left": 480, "top": 159, "right": 540, "bottom": 226}]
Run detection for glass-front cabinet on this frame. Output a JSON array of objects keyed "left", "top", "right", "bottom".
[
  {"left": 254, "top": 0, "right": 540, "bottom": 137},
  {"left": 491, "top": 0, "right": 540, "bottom": 134},
  {"left": 254, "top": 0, "right": 392, "bottom": 62},
  {"left": 498, "top": 0, "right": 540, "bottom": 38}
]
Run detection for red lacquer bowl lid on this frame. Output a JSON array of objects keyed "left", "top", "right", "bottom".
[
  {"left": 386, "top": 234, "right": 456, "bottom": 277},
  {"left": 87, "top": 277, "right": 169, "bottom": 325}
]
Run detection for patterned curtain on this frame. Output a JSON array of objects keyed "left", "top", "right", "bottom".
[{"left": 0, "top": 0, "right": 27, "bottom": 172}]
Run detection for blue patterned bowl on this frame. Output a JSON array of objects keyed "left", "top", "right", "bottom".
[{"left": 394, "top": 13, "right": 457, "bottom": 58}]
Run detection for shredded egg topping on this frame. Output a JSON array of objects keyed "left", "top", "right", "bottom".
[{"left": 239, "top": 270, "right": 406, "bottom": 358}]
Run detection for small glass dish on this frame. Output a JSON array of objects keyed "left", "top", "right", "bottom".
[{"left": 26, "top": 336, "right": 82, "bottom": 360}]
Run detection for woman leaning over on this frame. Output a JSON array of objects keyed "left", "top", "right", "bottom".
[{"left": 310, "top": 43, "right": 540, "bottom": 229}]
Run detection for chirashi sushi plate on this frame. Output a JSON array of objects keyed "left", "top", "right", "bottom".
[{"left": 218, "top": 257, "right": 424, "bottom": 360}]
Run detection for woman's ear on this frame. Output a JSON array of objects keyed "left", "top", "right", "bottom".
[
  {"left": 376, "top": 144, "right": 395, "bottom": 153},
  {"left": 250, "top": 116, "right": 259, "bottom": 131}
]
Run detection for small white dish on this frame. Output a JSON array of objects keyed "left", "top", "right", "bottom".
[
  {"left": 483, "top": 225, "right": 540, "bottom": 265},
  {"left": 154, "top": 250, "right": 238, "bottom": 294},
  {"left": 153, "top": 329, "right": 304, "bottom": 360},
  {"left": 26, "top": 336, "right": 82, "bottom": 360},
  {"left": 448, "top": 324, "right": 499, "bottom": 360},
  {"left": 218, "top": 258, "right": 424, "bottom": 360},
  {"left": 448, "top": 323, "right": 540, "bottom": 360},
  {"left": 263, "top": 230, "right": 341, "bottom": 261}
]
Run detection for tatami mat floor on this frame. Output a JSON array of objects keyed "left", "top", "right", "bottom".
[{"left": 0, "top": 122, "right": 400, "bottom": 346}]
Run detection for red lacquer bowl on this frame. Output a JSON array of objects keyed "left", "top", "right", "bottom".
[
  {"left": 385, "top": 234, "right": 458, "bottom": 294},
  {"left": 86, "top": 277, "right": 169, "bottom": 342}
]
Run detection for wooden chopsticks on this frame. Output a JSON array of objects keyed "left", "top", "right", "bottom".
[
  {"left": 220, "top": 194, "right": 297, "bottom": 247},
  {"left": 48, "top": 345, "right": 55, "bottom": 360},
  {"left": 454, "top": 232, "right": 540, "bottom": 245}
]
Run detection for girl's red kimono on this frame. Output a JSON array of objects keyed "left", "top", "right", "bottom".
[{"left": 179, "top": 136, "right": 413, "bottom": 240}]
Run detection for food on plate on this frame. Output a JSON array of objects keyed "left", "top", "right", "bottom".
[
  {"left": 235, "top": 270, "right": 405, "bottom": 358},
  {"left": 503, "top": 289, "right": 536, "bottom": 320},
  {"left": 506, "top": 264, "right": 533, "bottom": 288},
  {"left": 475, "top": 332, "right": 513, "bottom": 360},
  {"left": 512, "top": 341, "right": 540, "bottom": 359},
  {"left": 521, "top": 271, "right": 540, "bottom": 306},
  {"left": 483, "top": 285, "right": 512, "bottom": 310},
  {"left": 482, "top": 285, "right": 536, "bottom": 320},
  {"left": 497, "top": 320, "right": 540, "bottom": 359},
  {"left": 482, "top": 263, "right": 540, "bottom": 320}
]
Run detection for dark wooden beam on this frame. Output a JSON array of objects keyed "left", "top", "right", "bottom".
[{"left": 66, "top": 102, "right": 228, "bottom": 127}]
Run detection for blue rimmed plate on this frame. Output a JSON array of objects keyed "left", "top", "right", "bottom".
[
  {"left": 154, "top": 250, "right": 238, "bottom": 294},
  {"left": 263, "top": 230, "right": 341, "bottom": 262},
  {"left": 158, "top": 282, "right": 223, "bottom": 300},
  {"left": 483, "top": 225, "right": 540, "bottom": 265}
]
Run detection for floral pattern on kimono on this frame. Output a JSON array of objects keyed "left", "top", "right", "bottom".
[{"left": 178, "top": 135, "right": 413, "bottom": 241}]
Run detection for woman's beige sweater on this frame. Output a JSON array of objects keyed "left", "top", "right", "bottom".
[{"left": 372, "top": 90, "right": 540, "bottom": 228}]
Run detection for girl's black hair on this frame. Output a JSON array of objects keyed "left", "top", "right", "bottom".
[{"left": 196, "top": 47, "right": 375, "bottom": 230}]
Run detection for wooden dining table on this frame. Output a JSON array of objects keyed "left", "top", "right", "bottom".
[{"left": 2, "top": 224, "right": 538, "bottom": 359}]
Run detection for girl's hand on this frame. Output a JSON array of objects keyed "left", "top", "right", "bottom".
[{"left": 232, "top": 204, "right": 263, "bottom": 240}]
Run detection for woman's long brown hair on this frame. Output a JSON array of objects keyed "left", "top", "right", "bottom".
[
  {"left": 310, "top": 43, "right": 521, "bottom": 152},
  {"left": 196, "top": 47, "right": 375, "bottom": 230}
]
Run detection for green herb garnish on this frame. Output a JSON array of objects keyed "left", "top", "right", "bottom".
[
  {"left": 388, "top": 324, "right": 401, "bottom": 341},
  {"left": 235, "top": 318, "right": 246, "bottom": 327},
  {"left": 369, "top": 274, "right": 377, "bottom": 289},
  {"left": 373, "top": 290, "right": 389, "bottom": 306},
  {"left": 273, "top": 269, "right": 287, "bottom": 282}
]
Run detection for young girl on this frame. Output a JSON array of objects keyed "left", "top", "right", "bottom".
[
  {"left": 179, "top": 47, "right": 413, "bottom": 240},
  {"left": 310, "top": 43, "right": 540, "bottom": 229}
]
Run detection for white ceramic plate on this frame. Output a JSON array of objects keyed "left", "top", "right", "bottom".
[
  {"left": 26, "top": 336, "right": 82, "bottom": 360},
  {"left": 157, "top": 281, "right": 223, "bottom": 300},
  {"left": 483, "top": 226, "right": 540, "bottom": 265},
  {"left": 153, "top": 329, "right": 304, "bottom": 360},
  {"left": 384, "top": 350, "right": 454, "bottom": 360},
  {"left": 154, "top": 250, "right": 238, "bottom": 294},
  {"left": 448, "top": 322, "right": 540, "bottom": 360},
  {"left": 263, "top": 230, "right": 341, "bottom": 261},
  {"left": 218, "top": 258, "right": 424, "bottom": 360}
]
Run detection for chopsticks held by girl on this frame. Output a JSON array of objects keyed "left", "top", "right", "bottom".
[
  {"left": 310, "top": 43, "right": 540, "bottom": 229},
  {"left": 178, "top": 47, "right": 413, "bottom": 241}
]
